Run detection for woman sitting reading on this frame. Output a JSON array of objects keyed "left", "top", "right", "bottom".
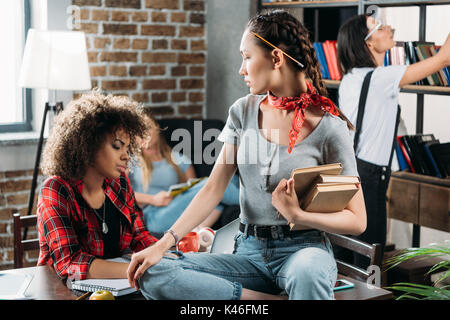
[{"left": 129, "top": 119, "right": 240, "bottom": 238}]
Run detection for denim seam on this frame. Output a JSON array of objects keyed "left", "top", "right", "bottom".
[
  {"left": 232, "top": 282, "right": 242, "bottom": 300},
  {"left": 180, "top": 264, "right": 264, "bottom": 279}
]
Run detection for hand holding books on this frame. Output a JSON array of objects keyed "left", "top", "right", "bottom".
[
  {"left": 272, "top": 163, "right": 360, "bottom": 230},
  {"left": 272, "top": 177, "right": 300, "bottom": 226}
]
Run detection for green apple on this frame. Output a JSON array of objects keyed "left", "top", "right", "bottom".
[{"left": 89, "top": 290, "right": 115, "bottom": 300}]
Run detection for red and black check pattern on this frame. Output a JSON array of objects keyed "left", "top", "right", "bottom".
[{"left": 37, "top": 173, "right": 157, "bottom": 280}]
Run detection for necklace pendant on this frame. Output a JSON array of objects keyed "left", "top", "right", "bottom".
[{"left": 102, "top": 222, "right": 109, "bottom": 234}]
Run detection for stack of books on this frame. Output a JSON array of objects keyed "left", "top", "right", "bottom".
[
  {"left": 396, "top": 135, "right": 450, "bottom": 178},
  {"left": 288, "top": 163, "right": 360, "bottom": 230},
  {"left": 313, "top": 41, "right": 342, "bottom": 80},
  {"left": 385, "top": 41, "right": 449, "bottom": 86}
]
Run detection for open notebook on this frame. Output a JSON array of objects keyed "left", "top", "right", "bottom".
[{"left": 71, "top": 256, "right": 136, "bottom": 297}]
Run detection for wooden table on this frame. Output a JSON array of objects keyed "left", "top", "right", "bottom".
[
  {"left": 1, "top": 266, "right": 392, "bottom": 300},
  {"left": 334, "top": 275, "right": 393, "bottom": 300},
  {"left": 1, "top": 266, "right": 80, "bottom": 300}
]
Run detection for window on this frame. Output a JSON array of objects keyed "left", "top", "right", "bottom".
[{"left": 0, "top": 0, "right": 31, "bottom": 133}]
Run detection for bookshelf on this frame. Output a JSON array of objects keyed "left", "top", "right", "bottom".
[{"left": 259, "top": 0, "right": 450, "bottom": 247}]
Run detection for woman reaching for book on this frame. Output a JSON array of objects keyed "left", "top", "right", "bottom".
[
  {"left": 129, "top": 119, "right": 240, "bottom": 238},
  {"left": 37, "top": 91, "right": 158, "bottom": 282},
  {"left": 337, "top": 15, "right": 450, "bottom": 267},
  {"left": 127, "top": 10, "right": 366, "bottom": 300}
]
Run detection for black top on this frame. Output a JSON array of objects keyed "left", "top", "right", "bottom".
[{"left": 94, "top": 196, "right": 121, "bottom": 259}]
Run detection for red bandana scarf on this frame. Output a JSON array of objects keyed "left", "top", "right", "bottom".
[{"left": 267, "top": 82, "right": 339, "bottom": 153}]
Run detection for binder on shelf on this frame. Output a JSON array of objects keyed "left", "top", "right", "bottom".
[
  {"left": 428, "top": 142, "right": 450, "bottom": 178},
  {"left": 313, "top": 42, "right": 330, "bottom": 80},
  {"left": 396, "top": 136, "right": 415, "bottom": 173},
  {"left": 395, "top": 140, "right": 410, "bottom": 171},
  {"left": 423, "top": 141, "right": 442, "bottom": 178}
]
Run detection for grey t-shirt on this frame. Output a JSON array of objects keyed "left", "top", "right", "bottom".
[{"left": 218, "top": 94, "right": 359, "bottom": 226}]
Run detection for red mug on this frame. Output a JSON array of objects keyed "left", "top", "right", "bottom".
[{"left": 177, "top": 232, "right": 199, "bottom": 253}]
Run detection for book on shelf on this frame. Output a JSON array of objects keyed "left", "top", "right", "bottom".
[
  {"left": 396, "top": 134, "right": 449, "bottom": 179},
  {"left": 313, "top": 40, "right": 342, "bottom": 80},
  {"left": 395, "top": 139, "right": 410, "bottom": 171},
  {"left": 407, "top": 134, "right": 433, "bottom": 175},
  {"left": 396, "top": 136, "right": 415, "bottom": 173},
  {"left": 288, "top": 163, "right": 360, "bottom": 230},
  {"left": 313, "top": 42, "right": 330, "bottom": 80},
  {"left": 384, "top": 41, "right": 449, "bottom": 86},
  {"left": 423, "top": 140, "right": 442, "bottom": 178},
  {"left": 168, "top": 177, "right": 205, "bottom": 197},
  {"left": 428, "top": 142, "right": 450, "bottom": 179}
]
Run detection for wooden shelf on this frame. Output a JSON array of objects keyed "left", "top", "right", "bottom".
[
  {"left": 323, "top": 79, "right": 450, "bottom": 95},
  {"left": 261, "top": 0, "right": 359, "bottom": 8},
  {"left": 323, "top": 79, "right": 341, "bottom": 89},
  {"left": 400, "top": 84, "right": 450, "bottom": 95},
  {"left": 387, "top": 171, "right": 450, "bottom": 232},
  {"left": 391, "top": 171, "right": 450, "bottom": 187}
]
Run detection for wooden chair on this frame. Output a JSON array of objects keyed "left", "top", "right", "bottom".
[
  {"left": 13, "top": 213, "right": 39, "bottom": 269},
  {"left": 326, "top": 232, "right": 383, "bottom": 282}
]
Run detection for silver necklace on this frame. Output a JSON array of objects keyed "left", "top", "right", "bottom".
[{"left": 92, "top": 196, "right": 108, "bottom": 234}]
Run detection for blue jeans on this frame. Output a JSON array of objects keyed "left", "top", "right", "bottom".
[
  {"left": 138, "top": 229, "right": 337, "bottom": 300},
  {"left": 143, "top": 174, "right": 240, "bottom": 237}
]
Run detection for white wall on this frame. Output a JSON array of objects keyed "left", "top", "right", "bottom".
[{"left": 382, "top": 5, "right": 450, "bottom": 248}]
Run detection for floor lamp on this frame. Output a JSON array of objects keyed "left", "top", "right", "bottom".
[{"left": 19, "top": 29, "right": 91, "bottom": 239}]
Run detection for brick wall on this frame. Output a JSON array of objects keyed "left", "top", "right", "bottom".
[
  {"left": 0, "top": 0, "right": 207, "bottom": 270},
  {"left": 75, "top": 0, "right": 207, "bottom": 118},
  {"left": 0, "top": 171, "right": 44, "bottom": 270}
]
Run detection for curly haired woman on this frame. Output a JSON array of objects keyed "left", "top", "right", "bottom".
[{"left": 37, "top": 91, "right": 158, "bottom": 281}]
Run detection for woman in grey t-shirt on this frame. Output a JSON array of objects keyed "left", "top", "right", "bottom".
[{"left": 127, "top": 10, "right": 367, "bottom": 300}]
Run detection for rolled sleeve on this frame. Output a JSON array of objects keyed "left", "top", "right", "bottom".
[
  {"left": 323, "top": 117, "right": 359, "bottom": 177},
  {"left": 218, "top": 99, "right": 244, "bottom": 146}
]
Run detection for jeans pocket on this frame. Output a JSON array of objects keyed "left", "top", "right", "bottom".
[{"left": 232, "top": 232, "right": 243, "bottom": 254}]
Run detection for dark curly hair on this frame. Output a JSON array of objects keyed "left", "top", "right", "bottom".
[{"left": 41, "top": 90, "right": 153, "bottom": 181}]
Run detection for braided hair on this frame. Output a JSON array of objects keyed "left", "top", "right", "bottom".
[{"left": 247, "top": 10, "right": 354, "bottom": 130}]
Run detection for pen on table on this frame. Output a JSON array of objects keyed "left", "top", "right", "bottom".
[{"left": 76, "top": 292, "right": 91, "bottom": 300}]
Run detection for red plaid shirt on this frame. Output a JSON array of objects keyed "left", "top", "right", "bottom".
[{"left": 37, "top": 173, "right": 157, "bottom": 281}]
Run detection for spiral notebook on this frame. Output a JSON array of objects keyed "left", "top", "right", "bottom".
[
  {"left": 71, "top": 278, "right": 136, "bottom": 297},
  {"left": 71, "top": 256, "right": 136, "bottom": 297}
]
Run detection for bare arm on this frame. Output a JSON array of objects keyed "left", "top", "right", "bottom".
[
  {"left": 135, "top": 191, "right": 172, "bottom": 207},
  {"left": 135, "top": 165, "right": 196, "bottom": 207},
  {"left": 154, "top": 143, "right": 238, "bottom": 250},
  {"left": 127, "top": 143, "right": 238, "bottom": 288},
  {"left": 87, "top": 259, "right": 129, "bottom": 279},
  {"left": 399, "top": 34, "right": 450, "bottom": 87}
]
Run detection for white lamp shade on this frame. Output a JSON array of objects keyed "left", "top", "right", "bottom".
[{"left": 19, "top": 29, "right": 91, "bottom": 91}]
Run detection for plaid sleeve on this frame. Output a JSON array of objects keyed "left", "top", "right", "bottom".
[{"left": 37, "top": 178, "right": 95, "bottom": 281}]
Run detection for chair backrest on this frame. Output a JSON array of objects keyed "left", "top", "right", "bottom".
[
  {"left": 326, "top": 233, "right": 382, "bottom": 282},
  {"left": 13, "top": 213, "right": 39, "bottom": 269}
]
